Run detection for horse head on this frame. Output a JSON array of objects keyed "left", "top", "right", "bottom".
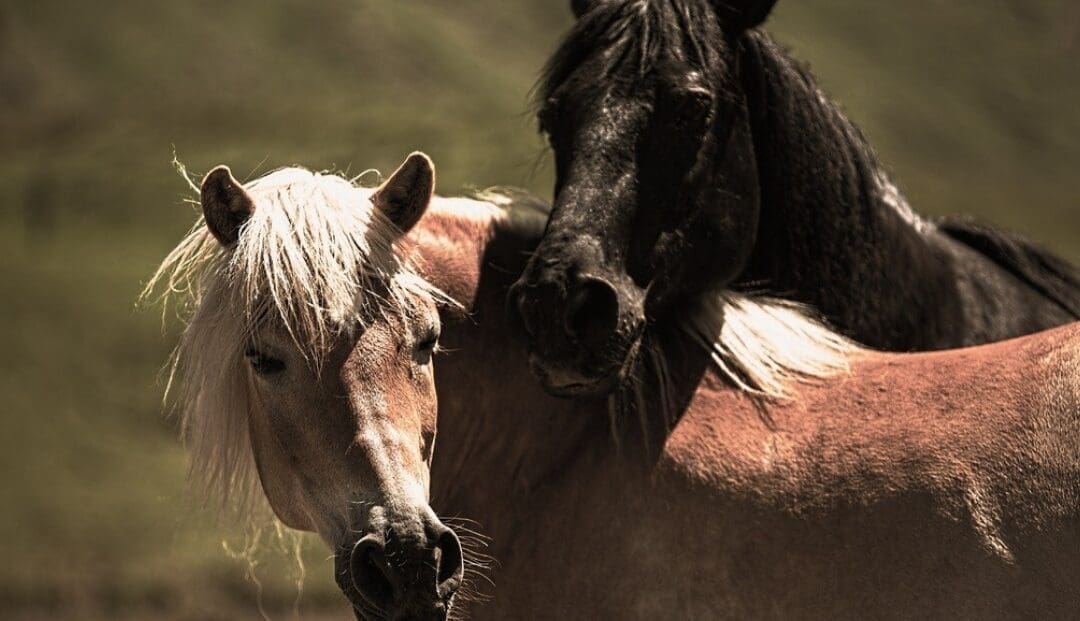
[
  {"left": 510, "top": 0, "right": 777, "bottom": 397},
  {"left": 162, "top": 153, "right": 463, "bottom": 620}
]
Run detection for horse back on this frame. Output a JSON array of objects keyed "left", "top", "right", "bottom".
[
  {"left": 941, "top": 217, "right": 1080, "bottom": 319},
  {"left": 650, "top": 323, "right": 1080, "bottom": 618}
]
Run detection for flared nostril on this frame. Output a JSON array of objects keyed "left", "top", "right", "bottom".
[
  {"left": 350, "top": 535, "right": 396, "bottom": 609},
  {"left": 434, "top": 529, "right": 464, "bottom": 598},
  {"left": 564, "top": 277, "right": 620, "bottom": 342}
]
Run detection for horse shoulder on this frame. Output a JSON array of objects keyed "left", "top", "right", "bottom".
[
  {"left": 640, "top": 329, "right": 1080, "bottom": 617},
  {"left": 659, "top": 327, "right": 1080, "bottom": 555}
]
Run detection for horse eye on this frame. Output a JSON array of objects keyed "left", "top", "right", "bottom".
[
  {"left": 669, "top": 87, "right": 713, "bottom": 122},
  {"left": 413, "top": 332, "right": 439, "bottom": 365},
  {"left": 245, "top": 348, "right": 286, "bottom": 376}
]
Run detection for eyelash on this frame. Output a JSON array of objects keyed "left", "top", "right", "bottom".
[
  {"left": 244, "top": 348, "right": 286, "bottom": 375},
  {"left": 417, "top": 332, "right": 439, "bottom": 353}
]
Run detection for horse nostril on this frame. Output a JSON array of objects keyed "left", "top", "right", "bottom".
[
  {"left": 350, "top": 535, "right": 395, "bottom": 609},
  {"left": 564, "top": 277, "right": 620, "bottom": 342},
  {"left": 434, "top": 529, "right": 464, "bottom": 598}
]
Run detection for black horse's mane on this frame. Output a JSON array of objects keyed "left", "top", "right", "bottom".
[
  {"left": 536, "top": 0, "right": 729, "bottom": 111},
  {"left": 533, "top": 0, "right": 1080, "bottom": 353}
]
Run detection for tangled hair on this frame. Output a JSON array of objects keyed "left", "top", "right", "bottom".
[{"left": 143, "top": 167, "right": 446, "bottom": 513}]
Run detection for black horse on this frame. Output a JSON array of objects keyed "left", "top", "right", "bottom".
[{"left": 510, "top": 0, "right": 1080, "bottom": 397}]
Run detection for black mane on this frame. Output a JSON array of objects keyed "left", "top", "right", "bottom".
[
  {"left": 537, "top": 0, "right": 728, "bottom": 112},
  {"left": 940, "top": 217, "right": 1080, "bottom": 318}
]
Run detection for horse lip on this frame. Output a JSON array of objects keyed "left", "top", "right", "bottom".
[
  {"left": 545, "top": 378, "right": 610, "bottom": 398},
  {"left": 351, "top": 603, "right": 450, "bottom": 621},
  {"left": 530, "top": 360, "right": 621, "bottom": 398}
]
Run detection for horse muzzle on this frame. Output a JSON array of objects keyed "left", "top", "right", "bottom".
[
  {"left": 510, "top": 250, "right": 645, "bottom": 398},
  {"left": 336, "top": 520, "right": 464, "bottom": 621}
]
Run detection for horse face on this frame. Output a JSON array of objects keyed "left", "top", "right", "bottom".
[
  {"left": 511, "top": 0, "right": 772, "bottom": 397},
  {"left": 202, "top": 155, "right": 463, "bottom": 620},
  {"left": 245, "top": 297, "right": 462, "bottom": 620}
]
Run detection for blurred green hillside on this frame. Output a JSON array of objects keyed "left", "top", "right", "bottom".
[{"left": 1, "top": 0, "right": 1076, "bottom": 619}]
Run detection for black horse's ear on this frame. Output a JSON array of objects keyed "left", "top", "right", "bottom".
[
  {"left": 714, "top": 0, "right": 778, "bottom": 32},
  {"left": 571, "top": 0, "right": 605, "bottom": 18},
  {"left": 201, "top": 166, "right": 254, "bottom": 247},
  {"left": 372, "top": 152, "right": 435, "bottom": 236}
]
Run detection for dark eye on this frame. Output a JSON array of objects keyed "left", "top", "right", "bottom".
[
  {"left": 245, "top": 348, "right": 286, "bottom": 376},
  {"left": 413, "top": 331, "right": 439, "bottom": 365},
  {"left": 669, "top": 87, "right": 712, "bottom": 125}
]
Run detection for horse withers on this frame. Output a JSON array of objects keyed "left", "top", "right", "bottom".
[
  {"left": 149, "top": 152, "right": 1080, "bottom": 619},
  {"left": 510, "top": 0, "right": 1080, "bottom": 398}
]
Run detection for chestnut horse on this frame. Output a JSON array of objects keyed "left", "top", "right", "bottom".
[{"left": 148, "top": 153, "right": 1080, "bottom": 620}]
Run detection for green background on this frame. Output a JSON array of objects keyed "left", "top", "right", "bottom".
[{"left": 2, "top": 0, "right": 1077, "bottom": 618}]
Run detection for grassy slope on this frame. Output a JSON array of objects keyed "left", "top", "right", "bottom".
[{"left": 0, "top": 0, "right": 1075, "bottom": 618}]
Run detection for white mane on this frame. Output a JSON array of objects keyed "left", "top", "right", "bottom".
[
  {"left": 618, "top": 289, "right": 857, "bottom": 438},
  {"left": 144, "top": 167, "right": 441, "bottom": 510},
  {"left": 683, "top": 292, "right": 857, "bottom": 399}
]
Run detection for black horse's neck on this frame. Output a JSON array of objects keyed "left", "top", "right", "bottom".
[{"left": 733, "top": 31, "right": 967, "bottom": 350}]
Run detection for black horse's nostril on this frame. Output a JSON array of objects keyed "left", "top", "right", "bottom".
[
  {"left": 564, "top": 276, "right": 620, "bottom": 342},
  {"left": 433, "top": 528, "right": 464, "bottom": 598},
  {"left": 350, "top": 535, "right": 396, "bottom": 609}
]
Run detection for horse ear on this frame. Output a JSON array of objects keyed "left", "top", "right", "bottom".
[
  {"left": 371, "top": 152, "right": 435, "bottom": 236},
  {"left": 571, "top": 0, "right": 605, "bottom": 18},
  {"left": 714, "top": 0, "right": 778, "bottom": 31},
  {"left": 201, "top": 166, "right": 254, "bottom": 247}
]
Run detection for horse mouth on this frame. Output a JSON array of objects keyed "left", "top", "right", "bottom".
[
  {"left": 350, "top": 603, "right": 450, "bottom": 621},
  {"left": 528, "top": 353, "right": 626, "bottom": 398},
  {"left": 526, "top": 323, "right": 646, "bottom": 398},
  {"left": 544, "top": 372, "right": 622, "bottom": 398}
]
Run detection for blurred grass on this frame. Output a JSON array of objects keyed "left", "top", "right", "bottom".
[{"left": 0, "top": 0, "right": 1076, "bottom": 618}]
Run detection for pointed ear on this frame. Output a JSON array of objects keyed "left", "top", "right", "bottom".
[
  {"left": 371, "top": 152, "right": 435, "bottom": 235},
  {"left": 714, "top": 0, "right": 778, "bottom": 32},
  {"left": 200, "top": 166, "right": 254, "bottom": 247}
]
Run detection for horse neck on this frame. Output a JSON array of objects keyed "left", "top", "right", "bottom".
[
  {"left": 411, "top": 199, "right": 610, "bottom": 539},
  {"left": 735, "top": 32, "right": 962, "bottom": 349}
]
